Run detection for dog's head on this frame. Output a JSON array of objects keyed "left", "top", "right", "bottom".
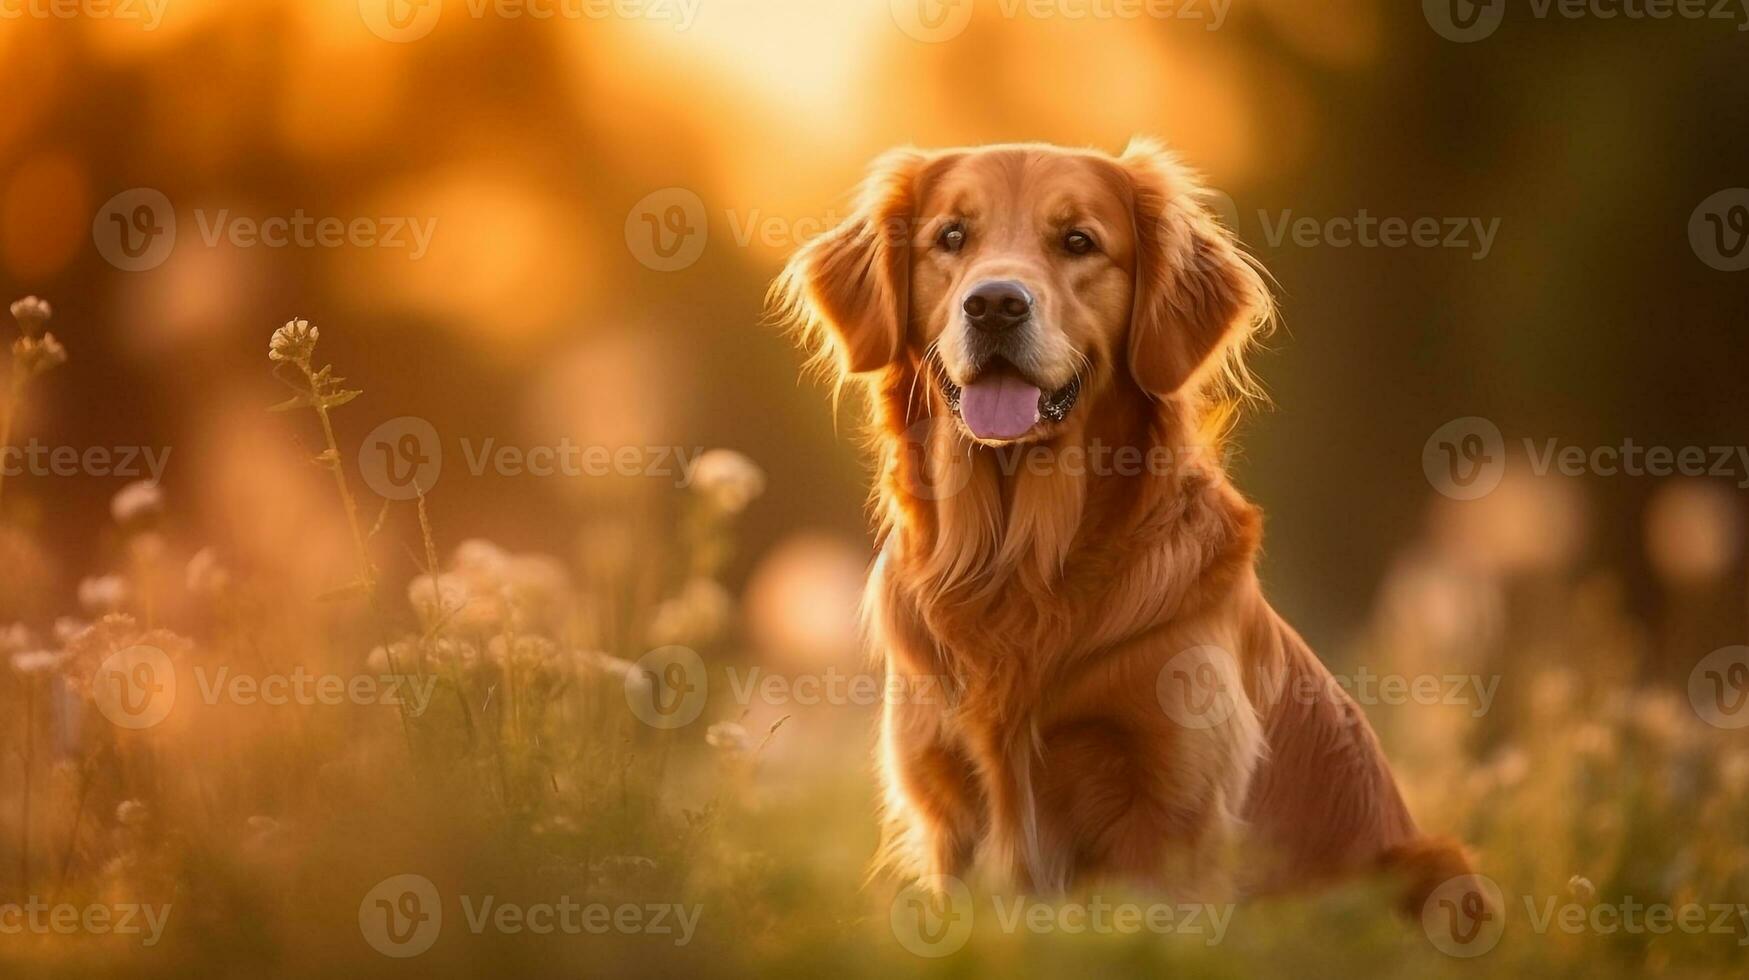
[{"left": 774, "top": 139, "right": 1271, "bottom": 446}]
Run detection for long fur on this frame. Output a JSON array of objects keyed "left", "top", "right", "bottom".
[{"left": 772, "top": 139, "right": 1475, "bottom": 905}]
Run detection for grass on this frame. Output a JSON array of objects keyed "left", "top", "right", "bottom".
[{"left": 0, "top": 308, "right": 1746, "bottom": 978}]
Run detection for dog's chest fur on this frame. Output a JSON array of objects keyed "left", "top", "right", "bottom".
[{"left": 873, "top": 454, "right": 1266, "bottom": 892}]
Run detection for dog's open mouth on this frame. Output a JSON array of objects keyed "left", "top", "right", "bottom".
[{"left": 938, "top": 364, "right": 1081, "bottom": 442}]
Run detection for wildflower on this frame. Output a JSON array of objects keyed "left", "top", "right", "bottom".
[
  {"left": 367, "top": 639, "right": 416, "bottom": 675},
  {"left": 9, "top": 650, "right": 64, "bottom": 676},
  {"left": 648, "top": 577, "right": 733, "bottom": 646},
  {"left": 9, "top": 295, "right": 51, "bottom": 336},
  {"left": 426, "top": 636, "right": 483, "bottom": 672},
  {"left": 705, "top": 720, "right": 749, "bottom": 753},
  {"left": 186, "top": 547, "right": 231, "bottom": 597},
  {"left": 408, "top": 572, "right": 504, "bottom": 632},
  {"left": 77, "top": 575, "right": 129, "bottom": 614},
  {"left": 486, "top": 634, "right": 557, "bottom": 669},
  {"left": 690, "top": 449, "right": 765, "bottom": 515},
  {"left": 12, "top": 333, "right": 66, "bottom": 378},
  {"left": 115, "top": 800, "right": 149, "bottom": 827},
  {"left": 268, "top": 317, "right": 319, "bottom": 365},
  {"left": 110, "top": 480, "right": 164, "bottom": 525},
  {"left": 451, "top": 539, "right": 511, "bottom": 584}
]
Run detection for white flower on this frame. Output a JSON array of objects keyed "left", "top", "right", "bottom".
[
  {"left": 10, "top": 295, "right": 51, "bottom": 336},
  {"left": 404, "top": 570, "right": 500, "bottom": 630},
  {"left": 486, "top": 635, "right": 556, "bottom": 669},
  {"left": 116, "top": 800, "right": 149, "bottom": 827},
  {"left": 77, "top": 575, "right": 129, "bottom": 614},
  {"left": 705, "top": 721, "right": 748, "bottom": 753},
  {"left": 268, "top": 318, "right": 318, "bottom": 364},
  {"left": 186, "top": 547, "right": 231, "bottom": 597},
  {"left": 689, "top": 449, "right": 765, "bottom": 515},
  {"left": 110, "top": 480, "right": 163, "bottom": 525},
  {"left": 451, "top": 539, "right": 511, "bottom": 583},
  {"left": 9, "top": 650, "right": 65, "bottom": 676}
]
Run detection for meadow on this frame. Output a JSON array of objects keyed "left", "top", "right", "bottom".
[{"left": 0, "top": 299, "right": 1745, "bottom": 978}]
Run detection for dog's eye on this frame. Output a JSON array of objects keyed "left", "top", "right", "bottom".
[
  {"left": 1063, "top": 230, "right": 1096, "bottom": 255},
  {"left": 937, "top": 222, "right": 967, "bottom": 253}
]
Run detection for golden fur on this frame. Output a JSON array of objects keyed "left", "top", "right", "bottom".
[{"left": 772, "top": 139, "right": 1476, "bottom": 907}]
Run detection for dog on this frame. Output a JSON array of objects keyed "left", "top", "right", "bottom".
[{"left": 772, "top": 138, "right": 1477, "bottom": 911}]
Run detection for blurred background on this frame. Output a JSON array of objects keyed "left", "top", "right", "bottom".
[
  {"left": 1, "top": 0, "right": 1745, "bottom": 656},
  {"left": 2, "top": 2, "right": 1749, "bottom": 976}
]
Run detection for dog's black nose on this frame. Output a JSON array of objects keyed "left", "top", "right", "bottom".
[{"left": 961, "top": 280, "right": 1032, "bottom": 333}]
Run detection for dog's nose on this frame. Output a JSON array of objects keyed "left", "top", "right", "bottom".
[{"left": 961, "top": 280, "right": 1033, "bottom": 333}]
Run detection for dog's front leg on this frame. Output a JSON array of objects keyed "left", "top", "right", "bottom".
[{"left": 877, "top": 680, "right": 985, "bottom": 884}]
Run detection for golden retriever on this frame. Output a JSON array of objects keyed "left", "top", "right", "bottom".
[{"left": 772, "top": 138, "right": 1476, "bottom": 910}]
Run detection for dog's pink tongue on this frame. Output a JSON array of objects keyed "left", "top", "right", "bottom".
[{"left": 959, "top": 373, "right": 1041, "bottom": 440}]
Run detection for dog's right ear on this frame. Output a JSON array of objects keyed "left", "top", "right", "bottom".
[{"left": 772, "top": 149, "right": 928, "bottom": 376}]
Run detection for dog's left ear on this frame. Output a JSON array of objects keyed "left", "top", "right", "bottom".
[
  {"left": 1120, "top": 138, "right": 1272, "bottom": 399},
  {"left": 773, "top": 149, "right": 930, "bottom": 377}
]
